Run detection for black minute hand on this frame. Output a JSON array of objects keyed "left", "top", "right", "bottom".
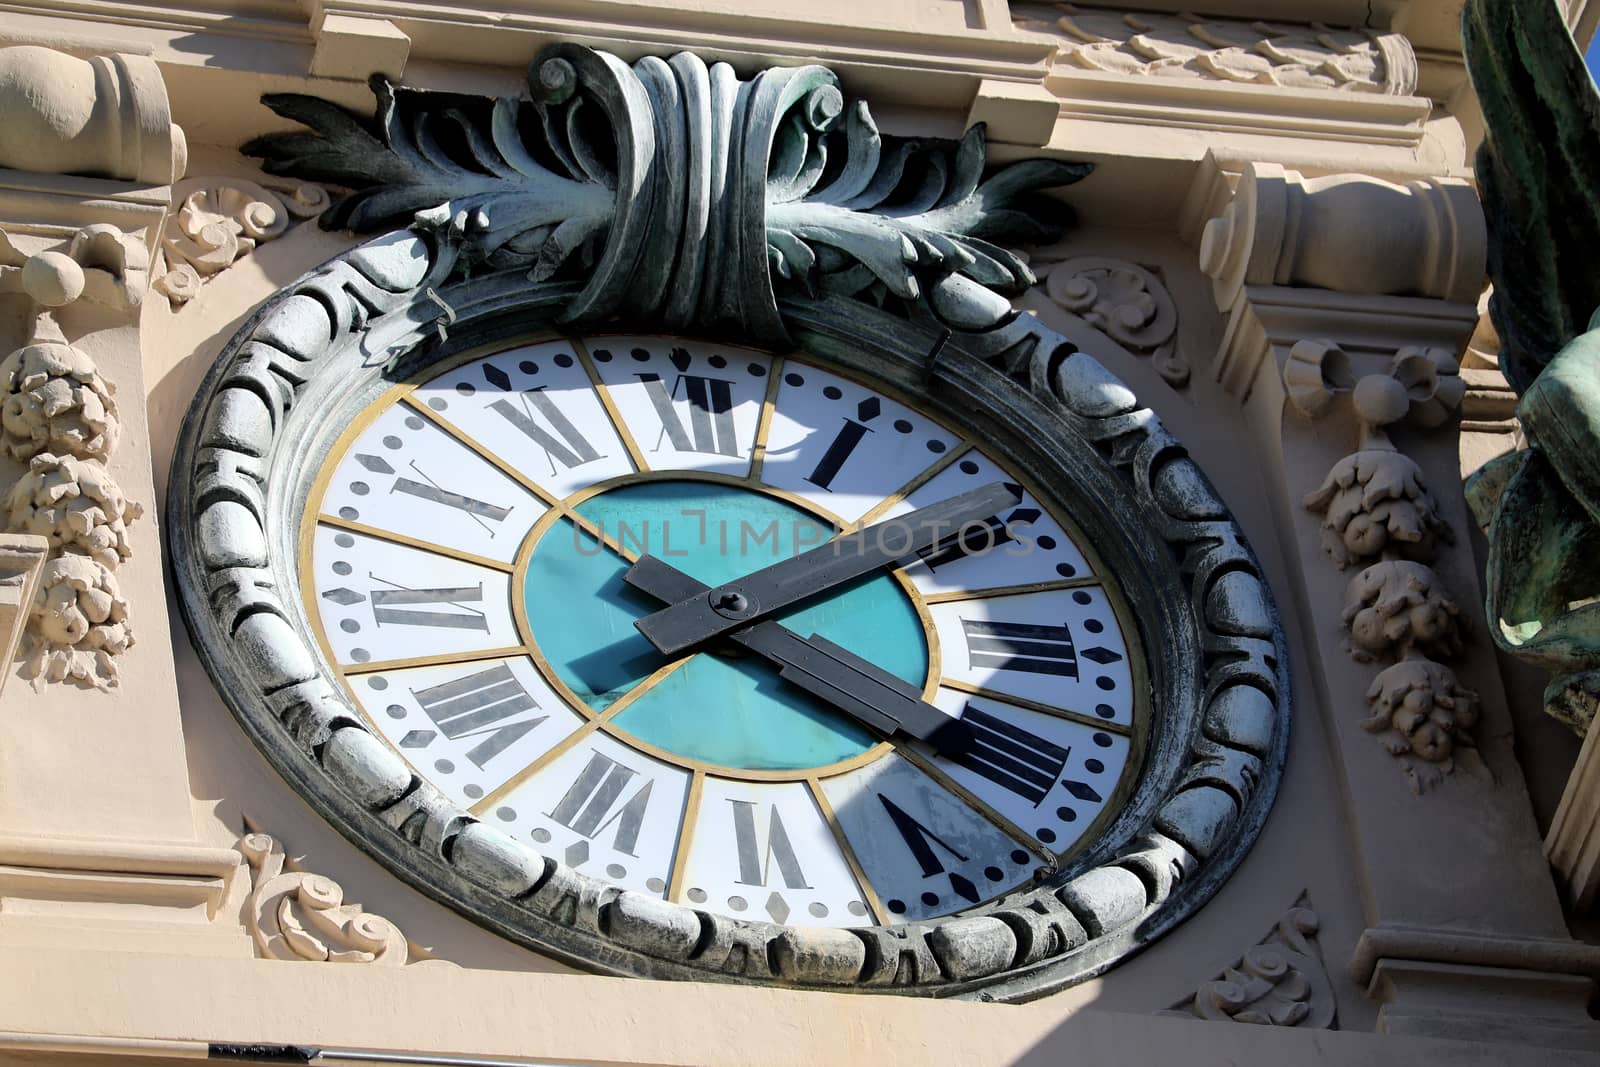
[{"left": 627, "top": 480, "right": 1021, "bottom": 655}]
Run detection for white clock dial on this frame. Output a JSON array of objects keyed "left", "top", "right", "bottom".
[{"left": 301, "top": 336, "right": 1145, "bottom": 928}]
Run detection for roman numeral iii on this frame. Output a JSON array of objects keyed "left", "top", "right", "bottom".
[{"left": 961, "top": 617, "right": 1078, "bottom": 678}]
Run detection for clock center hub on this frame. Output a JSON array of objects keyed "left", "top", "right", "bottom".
[{"left": 518, "top": 478, "right": 932, "bottom": 772}]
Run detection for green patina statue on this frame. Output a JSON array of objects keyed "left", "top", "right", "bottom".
[{"left": 1465, "top": 0, "right": 1600, "bottom": 733}]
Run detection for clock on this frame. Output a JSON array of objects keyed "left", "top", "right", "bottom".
[
  {"left": 300, "top": 335, "right": 1143, "bottom": 928},
  {"left": 170, "top": 42, "right": 1287, "bottom": 999}
]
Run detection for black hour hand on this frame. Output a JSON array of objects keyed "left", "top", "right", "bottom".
[{"left": 622, "top": 554, "right": 973, "bottom": 755}]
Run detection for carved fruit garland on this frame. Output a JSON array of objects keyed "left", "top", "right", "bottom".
[
  {"left": 0, "top": 226, "right": 146, "bottom": 690},
  {"left": 1291, "top": 340, "right": 1485, "bottom": 793}
]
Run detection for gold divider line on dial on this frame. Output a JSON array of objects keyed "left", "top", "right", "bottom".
[
  {"left": 569, "top": 336, "right": 650, "bottom": 474},
  {"left": 470, "top": 655, "right": 694, "bottom": 817},
  {"left": 805, "top": 776, "right": 891, "bottom": 925},
  {"left": 665, "top": 769, "right": 705, "bottom": 903},
  {"left": 398, "top": 393, "right": 640, "bottom": 564},
  {"left": 894, "top": 743, "right": 1057, "bottom": 868},
  {"left": 746, "top": 354, "right": 786, "bottom": 484},
  {"left": 317, "top": 513, "right": 515, "bottom": 574},
  {"left": 939, "top": 678, "right": 1132, "bottom": 737},
  {"left": 920, "top": 577, "right": 1102, "bottom": 604},
  {"left": 846, "top": 442, "right": 973, "bottom": 532},
  {"left": 342, "top": 646, "right": 530, "bottom": 678}
]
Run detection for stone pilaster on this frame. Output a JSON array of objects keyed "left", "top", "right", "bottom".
[
  {"left": 1193, "top": 159, "right": 1600, "bottom": 1046},
  {"left": 0, "top": 46, "right": 248, "bottom": 959}
]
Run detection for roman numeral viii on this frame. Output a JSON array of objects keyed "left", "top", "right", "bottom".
[
  {"left": 961, "top": 618, "right": 1078, "bottom": 678},
  {"left": 951, "top": 706, "right": 1070, "bottom": 806},
  {"left": 412, "top": 663, "right": 545, "bottom": 769},
  {"left": 487, "top": 385, "right": 603, "bottom": 474}
]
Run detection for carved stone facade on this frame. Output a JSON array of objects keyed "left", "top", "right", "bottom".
[{"left": 0, "top": 4, "right": 1597, "bottom": 1066}]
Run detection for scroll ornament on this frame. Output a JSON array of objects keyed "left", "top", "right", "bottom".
[
  {"left": 155, "top": 178, "right": 330, "bottom": 306},
  {"left": 0, "top": 226, "right": 144, "bottom": 690},
  {"left": 238, "top": 830, "right": 446, "bottom": 967},
  {"left": 1292, "top": 340, "right": 1484, "bottom": 792},
  {"left": 1174, "top": 903, "right": 1334, "bottom": 1028}
]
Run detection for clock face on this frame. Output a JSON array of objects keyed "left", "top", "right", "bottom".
[{"left": 300, "top": 336, "right": 1145, "bottom": 928}]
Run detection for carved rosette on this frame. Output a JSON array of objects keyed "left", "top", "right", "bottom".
[
  {"left": 1173, "top": 902, "right": 1335, "bottom": 1028},
  {"left": 238, "top": 831, "right": 443, "bottom": 966},
  {"left": 155, "top": 178, "right": 329, "bottom": 306},
  {"left": 0, "top": 227, "right": 145, "bottom": 690},
  {"left": 1291, "top": 341, "right": 1484, "bottom": 792},
  {"left": 1039, "top": 256, "right": 1186, "bottom": 386},
  {"left": 1013, "top": 4, "right": 1418, "bottom": 95}
]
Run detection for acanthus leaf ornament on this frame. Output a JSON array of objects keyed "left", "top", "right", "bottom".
[{"left": 243, "top": 46, "right": 1089, "bottom": 347}]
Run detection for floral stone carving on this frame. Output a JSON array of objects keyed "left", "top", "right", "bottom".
[
  {"left": 4, "top": 453, "right": 140, "bottom": 568},
  {"left": 1303, "top": 451, "right": 1449, "bottom": 569},
  {"left": 1013, "top": 4, "right": 1417, "bottom": 96},
  {"left": 1342, "top": 560, "right": 1465, "bottom": 664},
  {"left": 21, "top": 553, "right": 132, "bottom": 689},
  {"left": 155, "top": 178, "right": 329, "bottom": 306},
  {"left": 0, "top": 329, "right": 120, "bottom": 461},
  {"left": 1363, "top": 659, "right": 1482, "bottom": 793},
  {"left": 238, "top": 831, "right": 445, "bottom": 967},
  {"left": 1040, "top": 256, "right": 1185, "bottom": 386},
  {"left": 1172, "top": 902, "right": 1334, "bottom": 1028}
]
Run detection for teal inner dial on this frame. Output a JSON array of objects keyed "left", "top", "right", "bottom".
[{"left": 522, "top": 480, "right": 929, "bottom": 770}]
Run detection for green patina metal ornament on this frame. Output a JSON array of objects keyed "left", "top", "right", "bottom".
[{"left": 1465, "top": 0, "right": 1600, "bottom": 733}]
